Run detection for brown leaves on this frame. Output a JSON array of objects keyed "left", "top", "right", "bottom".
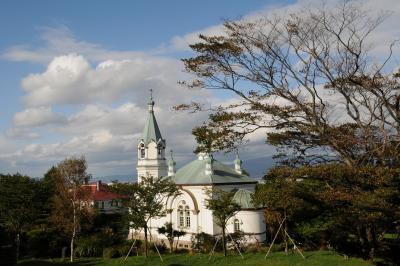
[
  {"left": 50, "top": 156, "right": 94, "bottom": 235},
  {"left": 178, "top": 2, "right": 400, "bottom": 167}
]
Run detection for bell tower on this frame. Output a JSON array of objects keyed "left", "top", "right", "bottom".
[{"left": 136, "top": 90, "right": 167, "bottom": 182}]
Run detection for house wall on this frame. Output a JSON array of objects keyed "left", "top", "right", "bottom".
[{"left": 95, "top": 199, "right": 123, "bottom": 214}]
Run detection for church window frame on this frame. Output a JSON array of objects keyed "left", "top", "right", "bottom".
[
  {"left": 185, "top": 206, "right": 191, "bottom": 228},
  {"left": 234, "top": 219, "right": 241, "bottom": 232},
  {"left": 178, "top": 206, "right": 184, "bottom": 227},
  {"left": 140, "top": 144, "right": 145, "bottom": 158},
  {"left": 177, "top": 200, "right": 191, "bottom": 228},
  {"left": 157, "top": 144, "right": 162, "bottom": 156}
]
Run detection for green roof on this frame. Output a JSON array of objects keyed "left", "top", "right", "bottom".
[
  {"left": 141, "top": 98, "right": 163, "bottom": 144},
  {"left": 232, "top": 189, "right": 256, "bottom": 209},
  {"left": 171, "top": 157, "right": 257, "bottom": 185}
]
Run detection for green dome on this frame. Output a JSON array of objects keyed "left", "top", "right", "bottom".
[
  {"left": 170, "top": 158, "right": 257, "bottom": 185},
  {"left": 232, "top": 189, "right": 256, "bottom": 209},
  {"left": 168, "top": 160, "right": 176, "bottom": 166}
]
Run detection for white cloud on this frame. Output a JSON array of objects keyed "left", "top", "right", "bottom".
[
  {"left": 21, "top": 53, "right": 204, "bottom": 107},
  {"left": 13, "top": 107, "right": 66, "bottom": 127},
  {"left": 3, "top": 0, "right": 398, "bottom": 178},
  {"left": 165, "top": 0, "right": 400, "bottom": 57},
  {"left": 1, "top": 26, "right": 146, "bottom": 63}
]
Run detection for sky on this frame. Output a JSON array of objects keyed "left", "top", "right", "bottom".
[{"left": 0, "top": 0, "right": 399, "bottom": 179}]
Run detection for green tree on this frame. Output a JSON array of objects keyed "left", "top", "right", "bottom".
[
  {"left": 50, "top": 156, "right": 94, "bottom": 262},
  {"left": 204, "top": 187, "right": 240, "bottom": 257},
  {"left": 177, "top": 1, "right": 399, "bottom": 168},
  {"left": 0, "top": 174, "right": 42, "bottom": 261},
  {"left": 253, "top": 173, "right": 304, "bottom": 254},
  {"left": 255, "top": 165, "right": 400, "bottom": 261},
  {"left": 157, "top": 222, "right": 186, "bottom": 253},
  {"left": 125, "top": 175, "right": 179, "bottom": 258}
]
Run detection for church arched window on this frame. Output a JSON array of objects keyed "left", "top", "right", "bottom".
[
  {"left": 234, "top": 219, "right": 241, "bottom": 232},
  {"left": 178, "top": 205, "right": 184, "bottom": 227},
  {"left": 177, "top": 200, "right": 190, "bottom": 228},
  {"left": 185, "top": 206, "right": 191, "bottom": 228},
  {"left": 157, "top": 144, "right": 162, "bottom": 156},
  {"left": 140, "top": 144, "right": 145, "bottom": 158}
]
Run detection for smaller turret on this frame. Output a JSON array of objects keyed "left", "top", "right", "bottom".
[
  {"left": 234, "top": 153, "right": 242, "bottom": 174},
  {"left": 205, "top": 154, "right": 213, "bottom": 175},
  {"left": 168, "top": 150, "right": 176, "bottom": 176}
]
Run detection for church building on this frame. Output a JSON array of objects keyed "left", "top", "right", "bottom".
[{"left": 132, "top": 92, "right": 266, "bottom": 247}]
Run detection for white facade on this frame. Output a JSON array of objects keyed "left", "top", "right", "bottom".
[
  {"left": 136, "top": 94, "right": 167, "bottom": 182},
  {"left": 133, "top": 94, "right": 266, "bottom": 247}
]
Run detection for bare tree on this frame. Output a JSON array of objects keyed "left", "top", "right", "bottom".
[{"left": 177, "top": 1, "right": 399, "bottom": 167}]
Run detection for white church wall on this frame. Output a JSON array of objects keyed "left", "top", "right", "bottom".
[
  {"left": 147, "top": 142, "right": 158, "bottom": 159},
  {"left": 228, "top": 209, "right": 266, "bottom": 242},
  {"left": 184, "top": 185, "right": 216, "bottom": 236}
]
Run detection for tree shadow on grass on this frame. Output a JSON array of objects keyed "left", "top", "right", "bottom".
[{"left": 18, "top": 259, "right": 103, "bottom": 266}]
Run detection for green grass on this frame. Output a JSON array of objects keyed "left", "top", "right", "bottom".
[
  {"left": 18, "top": 251, "right": 372, "bottom": 266},
  {"left": 383, "top": 233, "right": 399, "bottom": 239}
]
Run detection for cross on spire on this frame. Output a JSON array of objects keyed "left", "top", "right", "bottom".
[{"left": 148, "top": 89, "right": 155, "bottom": 112}]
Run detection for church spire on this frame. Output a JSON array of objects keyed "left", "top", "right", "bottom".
[
  {"left": 142, "top": 89, "right": 163, "bottom": 144},
  {"left": 137, "top": 89, "right": 168, "bottom": 182}
]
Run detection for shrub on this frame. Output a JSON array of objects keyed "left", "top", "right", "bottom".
[
  {"left": 227, "top": 231, "right": 246, "bottom": 252},
  {"left": 74, "top": 236, "right": 103, "bottom": 258},
  {"left": 0, "top": 245, "right": 16, "bottom": 266},
  {"left": 150, "top": 240, "right": 168, "bottom": 254},
  {"left": 26, "top": 229, "right": 68, "bottom": 258},
  {"left": 114, "top": 241, "right": 142, "bottom": 258},
  {"left": 102, "top": 247, "right": 120, "bottom": 259},
  {"left": 124, "top": 239, "right": 142, "bottom": 256},
  {"left": 191, "top": 232, "right": 220, "bottom": 253},
  {"left": 75, "top": 230, "right": 129, "bottom": 258}
]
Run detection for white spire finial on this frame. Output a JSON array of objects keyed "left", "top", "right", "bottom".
[
  {"left": 234, "top": 151, "right": 242, "bottom": 174},
  {"left": 168, "top": 149, "right": 176, "bottom": 176},
  {"left": 148, "top": 89, "right": 154, "bottom": 112},
  {"left": 205, "top": 155, "right": 213, "bottom": 175}
]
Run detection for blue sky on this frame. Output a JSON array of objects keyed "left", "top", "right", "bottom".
[
  {"left": 0, "top": 0, "right": 398, "bottom": 178},
  {"left": 0, "top": 0, "right": 285, "bottom": 120}
]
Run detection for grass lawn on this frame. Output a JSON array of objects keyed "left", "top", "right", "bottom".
[{"left": 18, "top": 251, "right": 372, "bottom": 266}]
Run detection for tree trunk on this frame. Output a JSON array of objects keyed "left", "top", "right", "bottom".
[
  {"left": 366, "top": 226, "right": 376, "bottom": 260},
  {"left": 357, "top": 225, "right": 367, "bottom": 258},
  {"left": 283, "top": 213, "right": 288, "bottom": 255},
  {"left": 16, "top": 233, "right": 20, "bottom": 262},
  {"left": 70, "top": 234, "right": 75, "bottom": 262},
  {"left": 168, "top": 238, "right": 173, "bottom": 253},
  {"left": 319, "top": 232, "right": 328, "bottom": 250},
  {"left": 144, "top": 225, "right": 148, "bottom": 258},
  {"left": 71, "top": 199, "right": 76, "bottom": 262},
  {"left": 222, "top": 226, "right": 227, "bottom": 257},
  {"left": 175, "top": 236, "right": 180, "bottom": 251}
]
